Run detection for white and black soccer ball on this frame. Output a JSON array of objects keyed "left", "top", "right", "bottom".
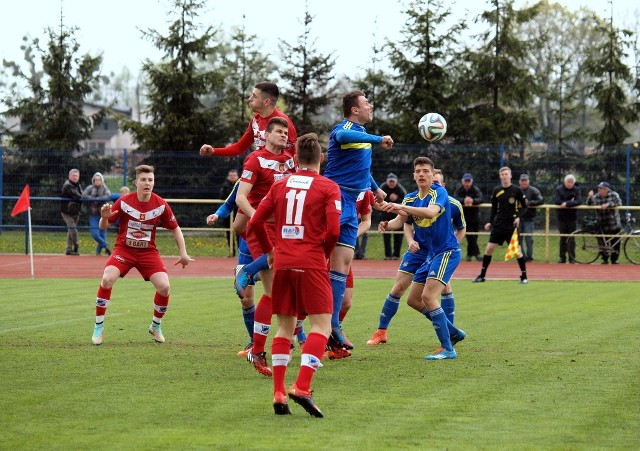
[{"left": 418, "top": 113, "right": 447, "bottom": 142}]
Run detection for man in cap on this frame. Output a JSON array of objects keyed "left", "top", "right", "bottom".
[
  {"left": 518, "top": 174, "right": 543, "bottom": 262},
  {"left": 379, "top": 172, "right": 407, "bottom": 260},
  {"left": 586, "top": 181, "right": 622, "bottom": 264},
  {"left": 454, "top": 173, "right": 483, "bottom": 261}
]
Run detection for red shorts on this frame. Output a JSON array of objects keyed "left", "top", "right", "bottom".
[
  {"left": 106, "top": 246, "right": 167, "bottom": 281},
  {"left": 271, "top": 268, "right": 332, "bottom": 317},
  {"left": 246, "top": 222, "right": 276, "bottom": 260}
]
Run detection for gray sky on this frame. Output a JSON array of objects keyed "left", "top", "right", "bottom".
[{"left": 0, "top": 0, "right": 635, "bottom": 79}]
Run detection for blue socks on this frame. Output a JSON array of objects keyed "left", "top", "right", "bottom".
[
  {"left": 329, "top": 270, "right": 347, "bottom": 329},
  {"left": 242, "top": 305, "right": 255, "bottom": 341},
  {"left": 441, "top": 291, "right": 455, "bottom": 324},
  {"left": 429, "top": 307, "right": 453, "bottom": 351},
  {"left": 378, "top": 294, "right": 401, "bottom": 329}
]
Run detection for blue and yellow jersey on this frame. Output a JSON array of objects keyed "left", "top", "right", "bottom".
[
  {"left": 324, "top": 119, "right": 382, "bottom": 192},
  {"left": 404, "top": 184, "right": 460, "bottom": 257},
  {"left": 449, "top": 196, "right": 466, "bottom": 231}
]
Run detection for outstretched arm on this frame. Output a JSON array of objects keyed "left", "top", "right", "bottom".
[{"left": 170, "top": 226, "right": 195, "bottom": 268}]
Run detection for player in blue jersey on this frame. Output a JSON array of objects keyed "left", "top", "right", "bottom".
[
  {"left": 380, "top": 157, "right": 466, "bottom": 360},
  {"left": 432, "top": 170, "right": 466, "bottom": 330},
  {"left": 368, "top": 168, "right": 466, "bottom": 345},
  {"left": 323, "top": 90, "right": 394, "bottom": 352},
  {"left": 207, "top": 182, "right": 257, "bottom": 356}
]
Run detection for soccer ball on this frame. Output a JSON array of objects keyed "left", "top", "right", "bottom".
[{"left": 418, "top": 113, "right": 447, "bottom": 142}]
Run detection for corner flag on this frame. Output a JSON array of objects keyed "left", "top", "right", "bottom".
[
  {"left": 505, "top": 229, "right": 520, "bottom": 261},
  {"left": 11, "top": 185, "right": 31, "bottom": 216},
  {"left": 11, "top": 184, "right": 35, "bottom": 278}
]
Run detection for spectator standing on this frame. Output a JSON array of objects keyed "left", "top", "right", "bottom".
[
  {"left": 60, "top": 168, "right": 83, "bottom": 255},
  {"left": 587, "top": 182, "right": 622, "bottom": 264},
  {"left": 554, "top": 174, "right": 581, "bottom": 263},
  {"left": 518, "top": 174, "right": 543, "bottom": 262},
  {"left": 219, "top": 169, "right": 240, "bottom": 256},
  {"left": 379, "top": 173, "right": 406, "bottom": 260},
  {"left": 82, "top": 172, "right": 112, "bottom": 256},
  {"left": 454, "top": 173, "right": 483, "bottom": 261}
]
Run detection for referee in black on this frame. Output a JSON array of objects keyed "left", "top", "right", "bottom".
[{"left": 473, "top": 167, "right": 529, "bottom": 284}]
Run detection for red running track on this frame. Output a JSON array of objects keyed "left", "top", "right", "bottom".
[{"left": 1, "top": 253, "right": 638, "bottom": 281}]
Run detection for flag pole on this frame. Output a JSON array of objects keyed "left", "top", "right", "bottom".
[{"left": 27, "top": 207, "right": 35, "bottom": 279}]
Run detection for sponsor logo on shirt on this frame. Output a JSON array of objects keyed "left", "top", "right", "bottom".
[
  {"left": 242, "top": 169, "right": 254, "bottom": 180},
  {"left": 286, "top": 175, "right": 314, "bottom": 190},
  {"left": 282, "top": 225, "right": 304, "bottom": 239},
  {"left": 335, "top": 200, "right": 342, "bottom": 211}
]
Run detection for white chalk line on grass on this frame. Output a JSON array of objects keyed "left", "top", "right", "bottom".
[{"left": 0, "top": 313, "right": 123, "bottom": 334}]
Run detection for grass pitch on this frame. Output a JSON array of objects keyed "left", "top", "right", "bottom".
[{"left": 1, "top": 278, "right": 638, "bottom": 449}]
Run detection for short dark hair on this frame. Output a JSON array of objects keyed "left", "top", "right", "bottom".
[
  {"left": 413, "top": 156, "right": 434, "bottom": 170},
  {"left": 255, "top": 82, "right": 279, "bottom": 101},
  {"left": 342, "top": 90, "right": 366, "bottom": 117},
  {"left": 266, "top": 117, "right": 289, "bottom": 133},
  {"left": 135, "top": 165, "right": 155, "bottom": 176},
  {"left": 296, "top": 133, "right": 322, "bottom": 165}
]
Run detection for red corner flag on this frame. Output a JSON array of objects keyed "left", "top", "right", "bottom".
[
  {"left": 504, "top": 229, "right": 520, "bottom": 261},
  {"left": 11, "top": 185, "right": 31, "bottom": 216}
]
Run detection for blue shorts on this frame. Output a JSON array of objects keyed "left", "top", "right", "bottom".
[
  {"left": 413, "top": 248, "right": 461, "bottom": 285},
  {"left": 337, "top": 188, "right": 360, "bottom": 248},
  {"left": 397, "top": 250, "right": 429, "bottom": 275}
]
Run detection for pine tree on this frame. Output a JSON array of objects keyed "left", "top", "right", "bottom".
[
  {"left": 383, "top": 0, "right": 467, "bottom": 142},
  {"left": 583, "top": 12, "right": 638, "bottom": 148},
  {"left": 458, "top": 0, "right": 540, "bottom": 145},
  {"left": 278, "top": 7, "right": 337, "bottom": 135},
  {"left": 2, "top": 25, "right": 105, "bottom": 152},
  {"left": 120, "top": 0, "right": 226, "bottom": 153}
]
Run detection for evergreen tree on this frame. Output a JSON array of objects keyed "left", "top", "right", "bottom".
[
  {"left": 2, "top": 25, "right": 106, "bottom": 152},
  {"left": 120, "top": 0, "right": 226, "bottom": 153},
  {"left": 279, "top": 7, "right": 337, "bottom": 135},
  {"left": 383, "top": 0, "right": 467, "bottom": 142},
  {"left": 583, "top": 13, "right": 638, "bottom": 148},
  {"left": 457, "top": 0, "right": 540, "bottom": 145}
]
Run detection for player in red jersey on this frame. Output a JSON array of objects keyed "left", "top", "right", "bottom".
[
  {"left": 235, "top": 117, "right": 296, "bottom": 376},
  {"left": 199, "top": 82, "right": 297, "bottom": 158},
  {"left": 200, "top": 82, "right": 297, "bottom": 237},
  {"left": 90, "top": 165, "right": 193, "bottom": 346},
  {"left": 250, "top": 132, "right": 341, "bottom": 417}
]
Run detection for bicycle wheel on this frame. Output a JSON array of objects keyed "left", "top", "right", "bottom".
[
  {"left": 569, "top": 230, "right": 600, "bottom": 264},
  {"left": 623, "top": 231, "right": 640, "bottom": 265}
]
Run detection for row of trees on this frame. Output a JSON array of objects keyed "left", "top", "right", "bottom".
[{"left": 1, "top": 0, "right": 639, "bottom": 196}]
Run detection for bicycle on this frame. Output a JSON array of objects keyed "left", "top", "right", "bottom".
[{"left": 569, "top": 212, "right": 640, "bottom": 264}]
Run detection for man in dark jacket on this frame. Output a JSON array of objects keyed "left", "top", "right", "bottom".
[
  {"left": 518, "top": 174, "right": 544, "bottom": 262},
  {"left": 454, "top": 173, "right": 483, "bottom": 261},
  {"left": 379, "top": 173, "right": 406, "bottom": 259},
  {"left": 554, "top": 174, "right": 581, "bottom": 263},
  {"left": 61, "top": 168, "right": 83, "bottom": 255}
]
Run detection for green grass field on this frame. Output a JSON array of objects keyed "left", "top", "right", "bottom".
[{"left": 1, "top": 278, "right": 638, "bottom": 449}]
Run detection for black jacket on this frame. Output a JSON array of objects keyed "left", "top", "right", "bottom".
[
  {"left": 60, "top": 179, "right": 83, "bottom": 215},
  {"left": 554, "top": 183, "right": 581, "bottom": 223},
  {"left": 453, "top": 184, "right": 483, "bottom": 223}
]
